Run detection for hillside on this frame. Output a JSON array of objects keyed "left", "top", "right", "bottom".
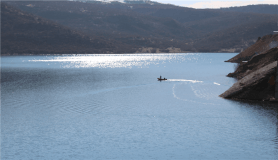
[
  {"left": 3, "top": 1, "right": 278, "bottom": 54},
  {"left": 1, "top": 3, "right": 137, "bottom": 54},
  {"left": 190, "top": 21, "right": 278, "bottom": 52},
  {"left": 220, "top": 5, "right": 278, "bottom": 15},
  {"left": 226, "top": 34, "right": 278, "bottom": 63}
]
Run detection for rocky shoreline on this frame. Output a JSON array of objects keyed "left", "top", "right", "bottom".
[{"left": 220, "top": 34, "right": 278, "bottom": 101}]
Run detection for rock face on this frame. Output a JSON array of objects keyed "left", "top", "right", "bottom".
[
  {"left": 220, "top": 61, "right": 276, "bottom": 100},
  {"left": 226, "top": 34, "right": 278, "bottom": 63},
  {"left": 227, "top": 47, "right": 278, "bottom": 79},
  {"left": 220, "top": 34, "right": 278, "bottom": 101},
  {"left": 276, "top": 66, "right": 278, "bottom": 99}
]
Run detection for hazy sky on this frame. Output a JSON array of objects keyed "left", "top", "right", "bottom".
[{"left": 153, "top": 0, "right": 278, "bottom": 8}]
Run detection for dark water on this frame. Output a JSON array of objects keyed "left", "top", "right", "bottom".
[{"left": 1, "top": 54, "right": 278, "bottom": 160}]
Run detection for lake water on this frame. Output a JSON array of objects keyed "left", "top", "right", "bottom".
[{"left": 1, "top": 53, "right": 278, "bottom": 160}]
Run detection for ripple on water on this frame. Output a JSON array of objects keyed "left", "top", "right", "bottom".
[
  {"left": 172, "top": 81, "right": 224, "bottom": 105},
  {"left": 2, "top": 54, "right": 278, "bottom": 160}
]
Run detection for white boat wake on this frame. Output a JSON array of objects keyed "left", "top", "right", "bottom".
[
  {"left": 167, "top": 79, "right": 203, "bottom": 83},
  {"left": 170, "top": 79, "right": 223, "bottom": 105}
]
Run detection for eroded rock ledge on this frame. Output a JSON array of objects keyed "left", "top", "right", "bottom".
[
  {"left": 220, "top": 34, "right": 278, "bottom": 101},
  {"left": 227, "top": 47, "right": 278, "bottom": 79},
  {"left": 220, "top": 61, "right": 276, "bottom": 101}
]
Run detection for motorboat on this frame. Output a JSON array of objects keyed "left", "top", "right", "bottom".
[{"left": 157, "top": 76, "right": 167, "bottom": 81}]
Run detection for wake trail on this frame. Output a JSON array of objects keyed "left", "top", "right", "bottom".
[
  {"left": 167, "top": 79, "right": 203, "bottom": 83},
  {"left": 167, "top": 79, "right": 232, "bottom": 87},
  {"left": 169, "top": 79, "right": 229, "bottom": 105}
]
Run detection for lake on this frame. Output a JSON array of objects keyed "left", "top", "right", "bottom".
[{"left": 1, "top": 53, "right": 278, "bottom": 160}]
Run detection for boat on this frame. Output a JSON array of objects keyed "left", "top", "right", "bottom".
[{"left": 157, "top": 76, "right": 167, "bottom": 81}]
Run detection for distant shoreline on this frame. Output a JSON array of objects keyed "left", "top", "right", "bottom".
[{"left": 1, "top": 52, "right": 238, "bottom": 56}]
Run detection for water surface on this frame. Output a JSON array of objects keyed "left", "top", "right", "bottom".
[{"left": 2, "top": 53, "right": 278, "bottom": 159}]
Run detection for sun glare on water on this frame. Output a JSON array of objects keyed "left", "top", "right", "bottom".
[{"left": 29, "top": 54, "right": 199, "bottom": 68}]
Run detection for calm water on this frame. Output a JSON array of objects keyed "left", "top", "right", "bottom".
[{"left": 1, "top": 53, "right": 278, "bottom": 160}]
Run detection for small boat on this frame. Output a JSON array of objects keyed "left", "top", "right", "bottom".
[{"left": 157, "top": 76, "right": 167, "bottom": 81}]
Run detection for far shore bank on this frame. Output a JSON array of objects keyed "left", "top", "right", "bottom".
[{"left": 1, "top": 52, "right": 239, "bottom": 56}]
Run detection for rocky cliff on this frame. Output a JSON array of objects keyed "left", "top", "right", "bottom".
[
  {"left": 220, "top": 34, "right": 278, "bottom": 101},
  {"left": 220, "top": 61, "right": 276, "bottom": 101},
  {"left": 226, "top": 34, "right": 278, "bottom": 63}
]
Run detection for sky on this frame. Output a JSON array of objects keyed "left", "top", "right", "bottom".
[{"left": 154, "top": 0, "right": 278, "bottom": 8}]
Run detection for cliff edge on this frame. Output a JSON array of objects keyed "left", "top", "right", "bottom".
[
  {"left": 227, "top": 47, "right": 278, "bottom": 79},
  {"left": 220, "top": 61, "right": 276, "bottom": 101},
  {"left": 220, "top": 34, "right": 278, "bottom": 101},
  {"left": 225, "top": 34, "right": 278, "bottom": 63}
]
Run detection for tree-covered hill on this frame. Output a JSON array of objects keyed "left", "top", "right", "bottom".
[
  {"left": 2, "top": 1, "right": 278, "bottom": 54},
  {"left": 1, "top": 3, "right": 136, "bottom": 54}
]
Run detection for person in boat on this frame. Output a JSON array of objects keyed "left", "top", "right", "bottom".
[{"left": 158, "top": 75, "right": 167, "bottom": 80}]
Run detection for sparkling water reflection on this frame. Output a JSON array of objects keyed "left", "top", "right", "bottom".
[
  {"left": 2, "top": 53, "right": 278, "bottom": 160},
  {"left": 28, "top": 54, "right": 200, "bottom": 68}
]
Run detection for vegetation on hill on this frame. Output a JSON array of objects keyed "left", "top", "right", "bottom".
[
  {"left": 2, "top": 1, "right": 278, "bottom": 54},
  {"left": 1, "top": 3, "right": 138, "bottom": 54},
  {"left": 220, "top": 4, "right": 278, "bottom": 15}
]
